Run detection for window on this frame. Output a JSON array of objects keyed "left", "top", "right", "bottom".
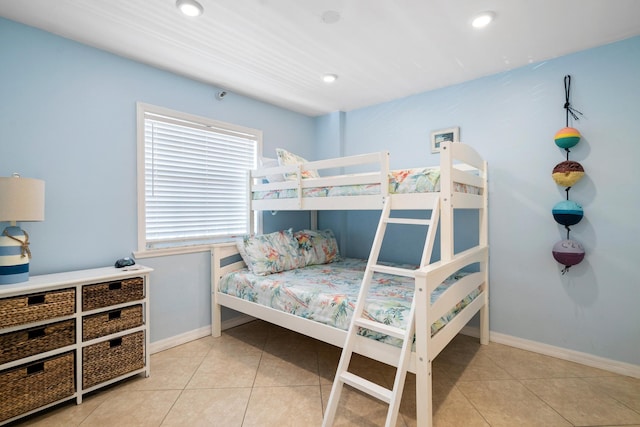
[{"left": 136, "top": 103, "right": 261, "bottom": 253}]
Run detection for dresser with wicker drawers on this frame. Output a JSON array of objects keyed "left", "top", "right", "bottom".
[{"left": 0, "top": 265, "right": 152, "bottom": 425}]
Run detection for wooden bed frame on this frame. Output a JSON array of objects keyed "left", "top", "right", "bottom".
[{"left": 211, "top": 141, "right": 489, "bottom": 426}]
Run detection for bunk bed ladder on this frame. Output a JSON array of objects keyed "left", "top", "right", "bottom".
[{"left": 323, "top": 196, "right": 440, "bottom": 427}]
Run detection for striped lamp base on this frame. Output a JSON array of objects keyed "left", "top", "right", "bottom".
[{"left": 0, "top": 226, "right": 30, "bottom": 285}]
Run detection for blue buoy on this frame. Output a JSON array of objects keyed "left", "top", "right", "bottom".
[{"left": 552, "top": 200, "right": 584, "bottom": 226}]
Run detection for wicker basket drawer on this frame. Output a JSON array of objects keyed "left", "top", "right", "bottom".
[
  {"left": 0, "top": 288, "right": 76, "bottom": 329},
  {"left": 82, "top": 277, "right": 144, "bottom": 311},
  {"left": 0, "top": 351, "right": 75, "bottom": 422},
  {"left": 82, "top": 305, "right": 143, "bottom": 341},
  {"left": 0, "top": 319, "right": 76, "bottom": 365},
  {"left": 82, "top": 331, "right": 144, "bottom": 388}
]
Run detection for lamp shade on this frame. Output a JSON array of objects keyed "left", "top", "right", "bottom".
[
  {"left": 0, "top": 175, "right": 45, "bottom": 222},
  {"left": 0, "top": 175, "right": 45, "bottom": 284}
]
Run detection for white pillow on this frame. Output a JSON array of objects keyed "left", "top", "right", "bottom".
[
  {"left": 260, "top": 157, "right": 285, "bottom": 183},
  {"left": 275, "top": 148, "right": 320, "bottom": 180}
]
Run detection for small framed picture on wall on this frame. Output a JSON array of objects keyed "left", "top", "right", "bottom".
[{"left": 431, "top": 127, "right": 460, "bottom": 153}]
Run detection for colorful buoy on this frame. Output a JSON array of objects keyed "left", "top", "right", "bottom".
[
  {"left": 552, "top": 200, "right": 584, "bottom": 226},
  {"left": 552, "top": 239, "right": 585, "bottom": 267},
  {"left": 554, "top": 127, "right": 581, "bottom": 149},
  {"left": 552, "top": 160, "right": 585, "bottom": 187}
]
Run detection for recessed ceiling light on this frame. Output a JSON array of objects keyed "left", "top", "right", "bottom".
[
  {"left": 471, "top": 11, "right": 495, "bottom": 29},
  {"left": 323, "top": 74, "right": 338, "bottom": 83},
  {"left": 177, "top": 0, "right": 204, "bottom": 17},
  {"left": 321, "top": 10, "right": 341, "bottom": 24}
]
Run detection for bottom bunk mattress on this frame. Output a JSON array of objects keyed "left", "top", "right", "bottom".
[{"left": 219, "top": 258, "right": 480, "bottom": 345}]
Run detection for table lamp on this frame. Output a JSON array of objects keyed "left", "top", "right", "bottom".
[{"left": 0, "top": 174, "right": 45, "bottom": 284}]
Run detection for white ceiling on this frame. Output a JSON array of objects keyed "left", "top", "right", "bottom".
[{"left": 2, "top": 0, "right": 640, "bottom": 116}]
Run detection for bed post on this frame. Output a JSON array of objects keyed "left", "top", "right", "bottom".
[
  {"left": 211, "top": 247, "right": 222, "bottom": 337},
  {"left": 414, "top": 271, "right": 433, "bottom": 427},
  {"left": 479, "top": 159, "right": 490, "bottom": 345},
  {"left": 440, "top": 142, "right": 454, "bottom": 262},
  {"left": 381, "top": 151, "right": 390, "bottom": 199},
  {"left": 310, "top": 210, "right": 318, "bottom": 230}
]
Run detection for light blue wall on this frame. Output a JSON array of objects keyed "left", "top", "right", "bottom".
[
  {"left": 319, "top": 36, "right": 640, "bottom": 366},
  {"left": 0, "top": 18, "right": 314, "bottom": 342}
]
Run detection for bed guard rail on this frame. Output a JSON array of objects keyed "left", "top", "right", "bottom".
[
  {"left": 417, "top": 245, "right": 488, "bottom": 295},
  {"left": 250, "top": 151, "right": 391, "bottom": 198}
]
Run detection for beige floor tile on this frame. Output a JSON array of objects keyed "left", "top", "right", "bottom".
[
  {"left": 320, "top": 383, "right": 407, "bottom": 427},
  {"left": 523, "top": 377, "right": 640, "bottom": 426},
  {"left": 210, "top": 332, "right": 265, "bottom": 350},
  {"left": 161, "top": 388, "right": 251, "bottom": 427},
  {"left": 154, "top": 336, "right": 214, "bottom": 358},
  {"left": 314, "top": 338, "right": 342, "bottom": 353},
  {"left": 254, "top": 350, "right": 319, "bottom": 387},
  {"left": 120, "top": 356, "right": 203, "bottom": 391},
  {"left": 435, "top": 352, "right": 512, "bottom": 382},
  {"left": 9, "top": 391, "right": 111, "bottom": 427},
  {"left": 395, "top": 372, "right": 489, "bottom": 427},
  {"left": 430, "top": 401, "right": 490, "bottom": 427},
  {"left": 348, "top": 353, "right": 398, "bottom": 387},
  {"left": 431, "top": 385, "right": 490, "bottom": 427},
  {"left": 213, "top": 322, "right": 269, "bottom": 351},
  {"left": 263, "top": 327, "right": 324, "bottom": 354},
  {"left": 318, "top": 349, "right": 341, "bottom": 385},
  {"left": 457, "top": 379, "right": 572, "bottom": 426},
  {"left": 583, "top": 375, "right": 640, "bottom": 412},
  {"left": 484, "top": 345, "right": 609, "bottom": 379},
  {"left": 243, "top": 385, "right": 323, "bottom": 427},
  {"left": 437, "top": 334, "right": 487, "bottom": 358},
  {"left": 227, "top": 319, "right": 272, "bottom": 336},
  {"left": 79, "top": 389, "right": 181, "bottom": 426},
  {"left": 186, "top": 349, "right": 262, "bottom": 389}
]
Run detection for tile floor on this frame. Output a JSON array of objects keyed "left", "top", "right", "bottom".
[{"left": 10, "top": 320, "right": 640, "bottom": 427}]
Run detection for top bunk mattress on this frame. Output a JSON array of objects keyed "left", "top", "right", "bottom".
[
  {"left": 219, "top": 258, "right": 480, "bottom": 344},
  {"left": 253, "top": 167, "right": 480, "bottom": 200}
]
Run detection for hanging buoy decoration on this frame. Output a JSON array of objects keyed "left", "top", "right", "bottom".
[
  {"left": 551, "top": 75, "right": 586, "bottom": 274},
  {"left": 552, "top": 200, "right": 584, "bottom": 226},
  {"left": 554, "top": 127, "right": 581, "bottom": 149},
  {"left": 552, "top": 160, "right": 585, "bottom": 187},
  {"left": 552, "top": 239, "right": 585, "bottom": 274}
]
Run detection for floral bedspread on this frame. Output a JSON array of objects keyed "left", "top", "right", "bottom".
[
  {"left": 219, "top": 258, "right": 480, "bottom": 344},
  {"left": 253, "top": 167, "right": 479, "bottom": 200}
]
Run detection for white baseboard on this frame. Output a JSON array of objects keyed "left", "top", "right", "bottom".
[
  {"left": 461, "top": 326, "right": 640, "bottom": 379},
  {"left": 149, "top": 314, "right": 255, "bottom": 354},
  {"left": 149, "top": 325, "right": 212, "bottom": 354}
]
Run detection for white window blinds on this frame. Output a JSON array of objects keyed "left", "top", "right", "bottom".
[{"left": 139, "top": 105, "right": 259, "bottom": 249}]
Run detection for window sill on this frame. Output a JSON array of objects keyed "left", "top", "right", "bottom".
[{"left": 134, "top": 244, "right": 217, "bottom": 259}]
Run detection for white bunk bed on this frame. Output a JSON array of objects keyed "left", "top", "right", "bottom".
[{"left": 211, "top": 141, "right": 489, "bottom": 426}]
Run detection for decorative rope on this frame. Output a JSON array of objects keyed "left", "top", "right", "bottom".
[
  {"left": 3, "top": 228, "right": 32, "bottom": 259},
  {"left": 564, "top": 75, "right": 583, "bottom": 126},
  {"left": 562, "top": 75, "right": 583, "bottom": 160}
]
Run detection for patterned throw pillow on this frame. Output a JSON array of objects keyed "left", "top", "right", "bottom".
[
  {"left": 237, "top": 229, "right": 304, "bottom": 275},
  {"left": 275, "top": 148, "right": 320, "bottom": 180},
  {"left": 294, "top": 229, "right": 341, "bottom": 266}
]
